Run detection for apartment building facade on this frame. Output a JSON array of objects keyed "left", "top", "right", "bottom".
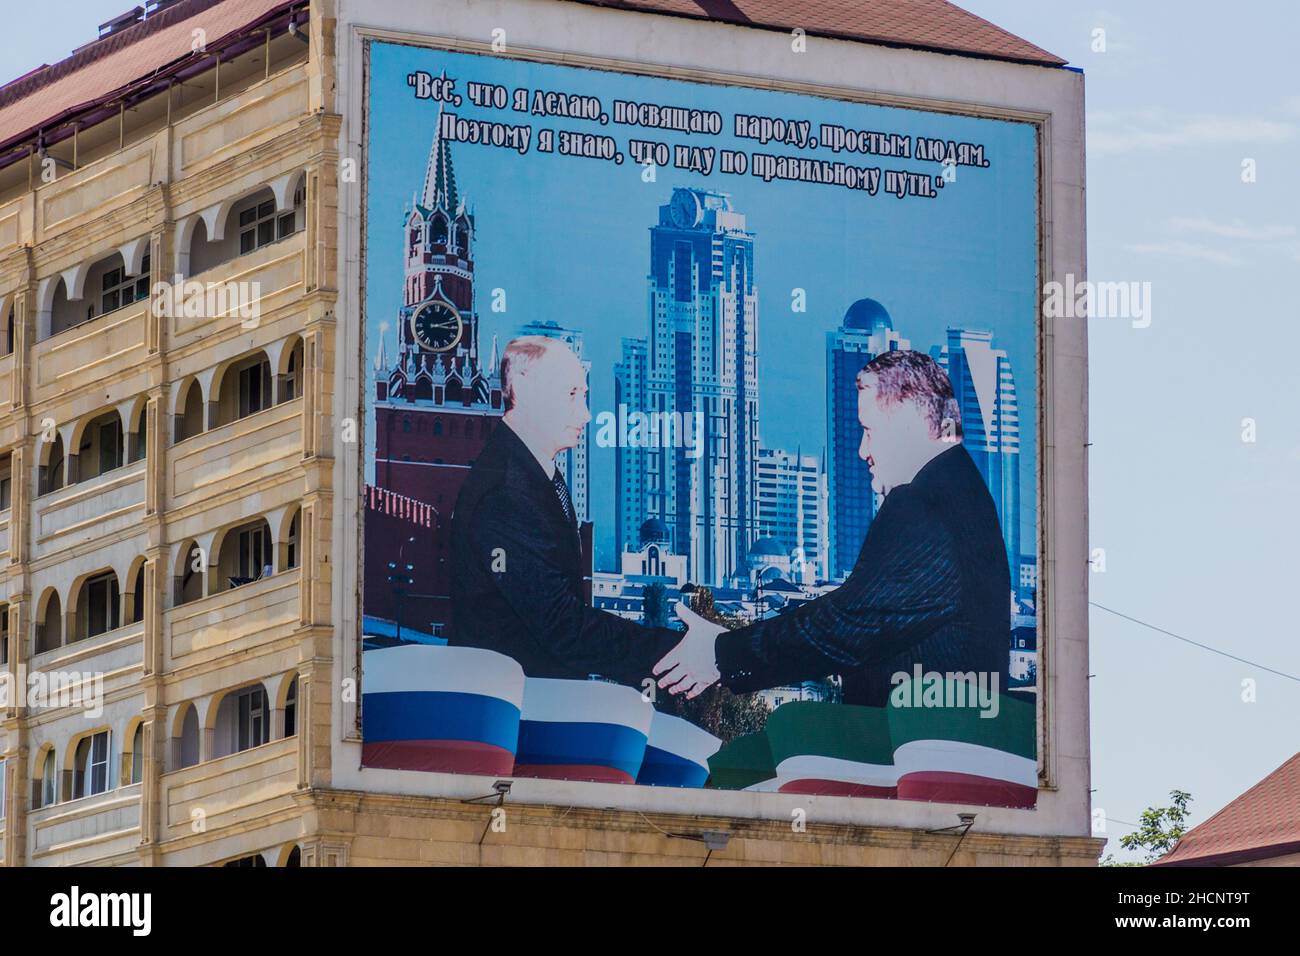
[{"left": 0, "top": 0, "right": 336, "bottom": 866}]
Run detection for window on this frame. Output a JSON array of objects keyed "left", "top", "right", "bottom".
[
  {"left": 238, "top": 194, "right": 299, "bottom": 255},
  {"left": 0, "top": 757, "right": 5, "bottom": 821},
  {"left": 97, "top": 417, "right": 123, "bottom": 476},
  {"left": 282, "top": 344, "right": 302, "bottom": 402},
  {"left": 286, "top": 513, "right": 299, "bottom": 570},
  {"left": 238, "top": 525, "right": 272, "bottom": 580},
  {"left": 83, "top": 572, "right": 121, "bottom": 639},
  {"left": 40, "top": 750, "right": 56, "bottom": 808},
  {"left": 0, "top": 604, "right": 8, "bottom": 667},
  {"left": 0, "top": 453, "right": 10, "bottom": 509},
  {"left": 74, "top": 730, "right": 111, "bottom": 799},
  {"left": 236, "top": 686, "right": 269, "bottom": 752},
  {"left": 129, "top": 407, "right": 147, "bottom": 463},
  {"left": 130, "top": 723, "right": 144, "bottom": 785},
  {"left": 97, "top": 254, "right": 151, "bottom": 317},
  {"left": 237, "top": 359, "right": 273, "bottom": 418},
  {"left": 129, "top": 567, "right": 144, "bottom": 625},
  {"left": 284, "top": 677, "right": 297, "bottom": 737}
]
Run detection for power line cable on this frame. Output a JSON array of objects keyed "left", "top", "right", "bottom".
[{"left": 1090, "top": 602, "right": 1300, "bottom": 684}]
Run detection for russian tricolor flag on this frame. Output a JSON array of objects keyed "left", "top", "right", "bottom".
[
  {"left": 513, "top": 678, "right": 655, "bottom": 784},
  {"left": 362, "top": 644, "right": 525, "bottom": 775}
]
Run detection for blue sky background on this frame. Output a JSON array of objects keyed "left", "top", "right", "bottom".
[
  {"left": 364, "top": 42, "right": 1039, "bottom": 573},
  {"left": 10, "top": 2, "right": 1297, "bottom": 864}
]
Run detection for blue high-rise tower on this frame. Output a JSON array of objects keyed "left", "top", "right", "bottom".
[
  {"left": 932, "top": 328, "right": 1021, "bottom": 575},
  {"left": 825, "top": 299, "right": 909, "bottom": 581},
  {"left": 615, "top": 187, "right": 759, "bottom": 586}
]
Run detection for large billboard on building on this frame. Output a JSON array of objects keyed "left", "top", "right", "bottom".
[{"left": 359, "top": 39, "right": 1042, "bottom": 808}]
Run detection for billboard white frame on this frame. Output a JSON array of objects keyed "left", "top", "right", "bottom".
[{"left": 331, "top": 0, "right": 1088, "bottom": 839}]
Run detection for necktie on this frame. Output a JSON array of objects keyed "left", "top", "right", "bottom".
[{"left": 552, "top": 468, "right": 574, "bottom": 525}]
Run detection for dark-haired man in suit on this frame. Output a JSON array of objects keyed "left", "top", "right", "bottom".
[
  {"left": 655, "top": 348, "right": 1011, "bottom": 705},
  {"left": 450, "top": 336, "right": 678, "bottom": 686}
]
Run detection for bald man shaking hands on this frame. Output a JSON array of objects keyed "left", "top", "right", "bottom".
[{"left": 449, "top": 336, "right": 678, "bottom": 686}]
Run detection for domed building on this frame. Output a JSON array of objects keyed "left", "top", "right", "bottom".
[{"left": 746, "top": 535, "right": 791, "bottom": 583}]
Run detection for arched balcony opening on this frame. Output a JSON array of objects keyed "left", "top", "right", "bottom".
[
  {"left": 128, "top": 401, "right": 148, "bottom": 463},
  {"left": 71, "top": 409, "right": 124, "bottom": 484},
  {"left": 188, "top": 183, "right": 304, "bottom": 277},
  {"left": 174, "top": 541, "right": 205, "bottom": 606},
  {"left": 173, "top": 703, "right": 200, "bottom": 771},
  {"left": 277, "top": 336, "right": 304, "bottom": 403},
  {"left": 69, "top": 728, "right": 113, "bottom": 800},
  {"left": 213, "top": 351, "right": 272, "bottom": 427},
  {"left": 213, "top": 682, "right": 270, "bottom": 759},
  {"left": 31, "top": 746, "right": 57, "bottom": 809},
  {"left": 38, "top": 432, "right": 65, "bottom": 496},
  {"left": 125, "top": 558, "right": 147, "bottom": 625},
  {"left": 216, "top": 517, "right": 273, "bottom": 590},
  {"left": 34, "top": 588, "right": 63, "bottom": 654},
  {"left": 72, "top": 569, "right": 120, "bottom": 642},
  {"left": 49, "top": 251, "right": 150, "bottom": 338},
  {"left": 174, "top": 379, "right": 205, "bottom": 443}
]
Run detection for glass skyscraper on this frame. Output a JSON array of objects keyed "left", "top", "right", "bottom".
[
  {"left": 932, "top": 328, "right": 1021, "bottom": 575},
  {"left": 825, "top": 299, "right": 909, "bottom": 581},
  {"left": 615, "top": 187, "right": 759, "bottom": 586}
]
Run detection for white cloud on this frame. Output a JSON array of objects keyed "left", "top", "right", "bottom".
[
  {"left": 1088, "top": 111, "right": 1297, "bottom": 156},
  {"left": 1168, "top": 218, "right": 1298, "bottom": 242},
  {"left": 1122, "top": 240, "right": 1243, "bottom": 266}
]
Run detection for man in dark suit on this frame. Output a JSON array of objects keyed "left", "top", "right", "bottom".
[
  {"left": 655, "top": 349, "right": 1011, "bottom": 705},
  {"left": 450, "top": 336, "right": 679, "bottom": 686}
]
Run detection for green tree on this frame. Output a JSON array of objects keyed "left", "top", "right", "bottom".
[
  {"left": 1109, "top": 789, "right": 1193, "bottom": 865},
  {"left": 641, "top": 582, "right": 670, "bottom": 629}
]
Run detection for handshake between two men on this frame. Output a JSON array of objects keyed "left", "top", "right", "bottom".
[
  {"left": 654, "top": 601, "right": 726, "bottom": 700},
  {"left": 449, "top": 337, "right": 1012, "bottom": 710}
]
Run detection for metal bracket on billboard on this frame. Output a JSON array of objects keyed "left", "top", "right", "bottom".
[{"left": 928, "top": 812, "right": 978, "bottom": 866}]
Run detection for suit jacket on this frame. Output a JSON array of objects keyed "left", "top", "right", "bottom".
[
  {"left": 450, "top": 421, "right": 679, "bottom": 686},
  {"left": 716, "top": 444, "right": 1011, "bottom": 706}
]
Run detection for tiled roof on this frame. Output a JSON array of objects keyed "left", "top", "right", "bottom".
[
  {"left": 1155, "top": 752, "right": 1300, "bottom": 866},
  {"left": 562, "top": 0, "right": 1066, "bottom": 66},
  {"left": 0, "top": 0, "right": 294, "bottom": 150}
]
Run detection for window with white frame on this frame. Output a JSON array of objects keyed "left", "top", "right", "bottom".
[
  {"left": 74, "top": 730, "right": 111, "bottom": 799},
  {"left": 40, "top": 749, "right": 56, "bottom": 808},
  {"left": 238, "top": 186, "right": 302, "bottom": 255},
  {"left": 97, "top": 254, "right": 151, "bottom": 318},
  {"left": 236, "top": 686, "right": 269, "bottom": 753},
  {"left": 237, "top": 358, "right": 273, "bottom": 419}
]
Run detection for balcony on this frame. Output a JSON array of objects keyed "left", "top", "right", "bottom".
[
  {"left": 31, "top": 298, "right": 150, "bottom": 408},
  {"left": 31, "top": 458, "right": 146, "bottom": 560},
  {"left": 169, "top": 229, "right": 306, "bottom": 350},
  {"left": 159, "top": 736, "right": 297, "bottom": 844},
  {"left": 31, "top": 620, "right": 144, "bottom": 683},
  {"left": 27, "top": 783, "right": 142, "bottom": 866},
  {"left": 169, "top": 395, "right": 302, "bottom": 513},
  {"left": 171, "top": 70, "right": 308, "bottom": 181},
  {"left": 167, "top": 567, "right": 300, "bottom": 664}
]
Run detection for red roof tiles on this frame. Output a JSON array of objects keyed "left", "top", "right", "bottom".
[
  {"left": 1155, "top": 752, "right": 1300, "bottom": 866},
  {"left": 562, "top": 0, "right": 1066, "bottom": 66},
  {"left": 0, "top": 0, "right": 293, "bottom": 150}
]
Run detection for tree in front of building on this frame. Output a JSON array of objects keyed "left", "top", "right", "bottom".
[{"left": 1101, "top": 789, "right": 1193, "bottom": 865}]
